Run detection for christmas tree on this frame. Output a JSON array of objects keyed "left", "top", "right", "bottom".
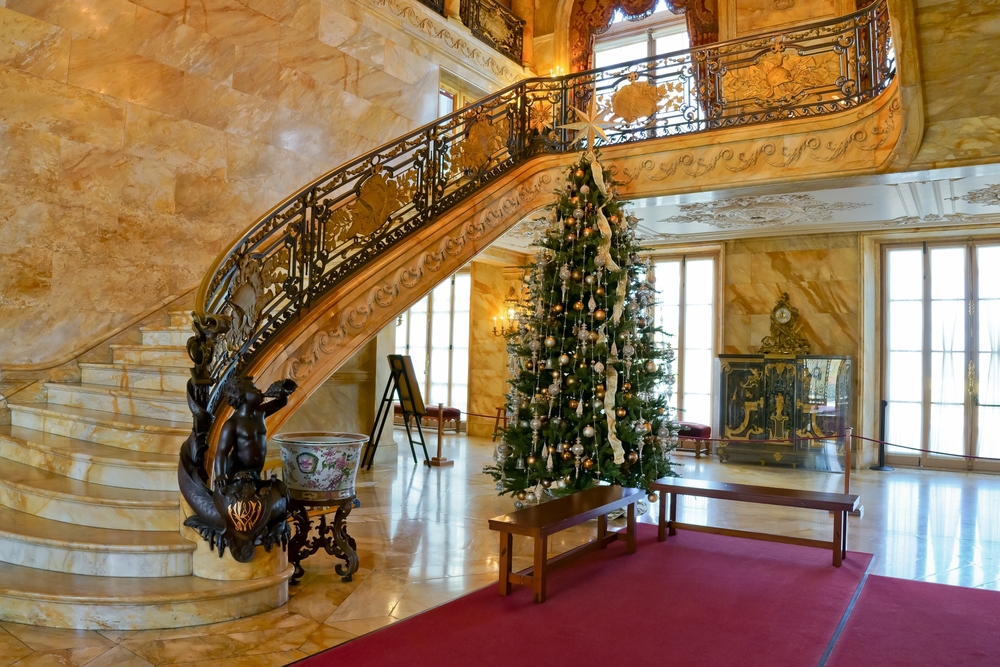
[{"left": 484, "top": 149, "right": 679, "bottom": 508}]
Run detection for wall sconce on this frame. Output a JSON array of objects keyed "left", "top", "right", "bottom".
[{"left": 493, "top": 286, "right": 522, "bottom": 337}]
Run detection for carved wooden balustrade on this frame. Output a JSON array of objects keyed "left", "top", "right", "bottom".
[
  {"left": 195, "top": 0, "right": 894, "bottom": 416},
  {"left": 461, "top": 0, "right": 526, "bottom": 64}
]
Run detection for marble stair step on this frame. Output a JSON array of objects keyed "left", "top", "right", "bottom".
[
  {"left": 0, "top": 560, "right": 292, "bottom": 630},
  {"left": 0, "top": 425, "right": 177, "bottom": 491},
  {"left": 45, "top": 383, "right": 189, "bottom": 421},
  {"left": 79, "top": 363, "right": 189, "bottom": 393},
  {"left": 0, "top": 506, "right": 194, "bottom": 577},
  {"left": 168, "top": 310, "right": 194, "bottom": 328},
  {"left": 0, "top": 459, "right": 179, "bottom": 531},
  {"left": 140, "top": 326, "right": 192, "bottom": 347},
  {"left": 8, "top": 403, "right": 187, "bottom": 455},
  {"left": 110, "top": 344, "right": 189, "bottom": 367}
]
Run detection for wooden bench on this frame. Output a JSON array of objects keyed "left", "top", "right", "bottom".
[
  {"left": 650, "top": 477, "right": 860, "bottom": 567},
  {"left": 488, "top": 486, "right": 644, "bottom": 603}
]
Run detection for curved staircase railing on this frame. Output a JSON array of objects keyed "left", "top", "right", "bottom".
[{"left": 195, "top": 0, "right": 894, "bottom": 413}]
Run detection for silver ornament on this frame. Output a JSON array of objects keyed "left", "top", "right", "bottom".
[{"left": 583, "top": 425, "right": 596, "bottom": 438}]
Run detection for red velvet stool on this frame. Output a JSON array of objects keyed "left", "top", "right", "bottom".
[
  {"left": 393, "top": 403, "right": 462, "bottom": 433},
  {"left": 676, "top": 422, "right": 712, "bottom": 457}
]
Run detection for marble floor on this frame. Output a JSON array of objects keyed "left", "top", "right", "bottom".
[{"left": 4, "top": 434, "right": 1000, "bottom": 666}]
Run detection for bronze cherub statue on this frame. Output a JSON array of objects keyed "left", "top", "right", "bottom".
[{"left": 177, "top": 313, "right": 296, "bottom": 562}]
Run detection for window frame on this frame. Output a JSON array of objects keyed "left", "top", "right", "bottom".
[
  {"left": 395, "top": 271, "right": 472, "bottom": 417},
  {"left": 592, "top": 10, "right": 689, "bottom": 68},
  {"left": 879, "top": 238, "right": 1000, "bottom": 473},
  {"left": 649, "top": 249, "right": 722, "bottom": 427}
]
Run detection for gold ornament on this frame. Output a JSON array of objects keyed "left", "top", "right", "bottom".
[
  {"left": 627, "top": 451, "right": 639, "bottom": 464},
  {"left": 582, "top": 458, "right": 595, "bottom": 470},
  {"left": 648, "top": 492, "right": 658, "bottom": 502},
  {"left": 594, "top": 309, "right": 606, "bottom": 321},
  {"left": 526, "top": 455, "right": 537, "bottom": 466},
  {"left": 616, "top": 407, "right": 627, "bottom": 418},
  {"left": 573, "top": 301, "right": 585, "bottom": 311}
]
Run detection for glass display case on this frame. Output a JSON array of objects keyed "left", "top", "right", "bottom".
[{"left": 715, "top": 355, "right": 852, "bottom": 470}]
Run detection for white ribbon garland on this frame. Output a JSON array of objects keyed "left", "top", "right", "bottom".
[{"left": 603, "top": 365, "right": 625, "bottom": 464}]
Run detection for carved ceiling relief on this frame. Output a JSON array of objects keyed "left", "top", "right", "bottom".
[
  {"left": 955, "top": 184, "right": 1000, "bottom": 207},
  {"left": 656, "top": 194, "right": 869, "bottom": 229}
]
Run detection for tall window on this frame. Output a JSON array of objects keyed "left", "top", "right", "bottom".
[
  {"left": 439, "top": 84, "right": 472, "bottom": 116},
  {"left": 395, "top": 273, "right": 471, "bottom": 413},
  {"left": 652, "top": 256, "right": 716, "bottom": 425},
  {"left": 883, "top": 242, "right": 1000, "bottom": 470},
  {"left": 593, "top": 3, "right": 689, "bottom": 69}
]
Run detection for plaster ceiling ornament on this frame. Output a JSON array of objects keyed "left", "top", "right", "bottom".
[
  {"left": 656, "top": 194, "right": 869, "bottom": 229},
  {"left": 723, "top": 37, "right": 841, "bottom": 108},
  {"left": 953, "top": 184, "right": 1000, "bottom": 207},
  {"left": 504, "top": 216, "right": 552, "bottom": 246}
]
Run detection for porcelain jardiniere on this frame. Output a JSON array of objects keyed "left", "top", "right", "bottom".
[{"left": 273, "top": 432, "right": 369, "bottom": 501}]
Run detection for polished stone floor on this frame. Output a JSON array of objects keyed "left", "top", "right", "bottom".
[{"left": 4, "top": 433, "right": 1000, "bottom": 666}]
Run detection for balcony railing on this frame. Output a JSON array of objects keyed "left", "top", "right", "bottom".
[
  {"left": 195, "top": 0, "right": 894, "bottom": 413},
  {"left": 416, "top": 0, "right": 446, "bottom": 16},
  {"left": 461, "top": 0, "right": 525, "bottom": 64}
]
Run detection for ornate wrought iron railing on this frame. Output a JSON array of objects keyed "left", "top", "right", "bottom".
[
  {"left": 196, "top": 0, "right": 894, "bottom": 412},
  {"left": 417, "top": 0, "right": 446, "bottom": 16},
  {"left": 461, "top": 0, "right": 525, "bottom": 64}
]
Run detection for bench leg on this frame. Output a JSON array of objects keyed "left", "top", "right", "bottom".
[
  {"left": 626, "top": 501, "right": 636, "bottom": 554},
  {"left": 533, "top": 536, "right": 548, "bottom": 604},
  {"left": 842, "top": 510, "right": 849, "bottom": 558},
  {"left": 832, "top": 511, "right": 843, "bottom": 567},
  {"left": 597, "top": 513, "right": 608, "bottom": 547},
  {"left": 669, "top": 493, "right": 678, "bottom": 537},
  {"left": 498, "top": 531, "right": 512, "bottom": 595},
  {"left": 658, "top": 492, "right": 667, "bottom": 542}
]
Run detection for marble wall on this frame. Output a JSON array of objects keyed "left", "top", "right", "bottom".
[
  {"left": 0, "top": 0, "right": 446, "bottom": 365},
  {"left": 720, "top": 0, "right": 853, "bottom": 39},
  {"left": 467, "top": 259, "right": 523, "bottom": 438},
  {"left": 278, "top": 337, "right": 378, "bottom": 436},
  {"left": 912, "top": 0, "right": 1000, "bottom": 167},
  {"left": 723, "top": 232, "right": 862, "bottom": 430}
]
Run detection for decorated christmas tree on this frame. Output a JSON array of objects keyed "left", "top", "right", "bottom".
[{"left": 484, "top": 148, "right": 680, "bottom": 508}]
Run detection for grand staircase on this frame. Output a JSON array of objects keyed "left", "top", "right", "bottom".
[{"left": 0, "top": 311, "right": 290, "bottom": 630}]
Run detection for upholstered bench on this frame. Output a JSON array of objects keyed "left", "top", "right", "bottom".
[
  {"left": 677, "top": 422, "right": 712, "bottom": 457},
  {"left": 393, "top": 403, "right": 461, "bottom": 433}
]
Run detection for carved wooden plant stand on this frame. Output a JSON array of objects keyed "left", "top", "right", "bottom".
[{"left": 287, "top": 496, "right": 359, "bottom": 585}]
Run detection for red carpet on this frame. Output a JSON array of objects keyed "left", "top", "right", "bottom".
[
  {"left": 826, "top": 575, "right": 1000, "bottom": 667},
  {"left": 296, "top": 525, "right": 871, "bottom": 667}
]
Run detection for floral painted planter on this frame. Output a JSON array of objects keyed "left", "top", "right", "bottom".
[{"left": 273, "top": 432, "right": 369, "bottom": 501}]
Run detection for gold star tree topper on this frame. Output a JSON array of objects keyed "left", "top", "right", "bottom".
[{"left": 557, "top": 94, "right": 614, "bottom": 149}]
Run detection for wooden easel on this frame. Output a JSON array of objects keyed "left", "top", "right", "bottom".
[{"left": 363, "top": 355, "right": 430, "bottom": 469}]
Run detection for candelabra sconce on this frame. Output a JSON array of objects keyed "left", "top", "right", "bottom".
[{"left": 493, "top": 286, "right": 523, "bottom": 337}]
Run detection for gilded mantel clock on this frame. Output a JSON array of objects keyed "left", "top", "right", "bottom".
[{"left": 758, "top": 293, "right": 810, "bottom": 356}]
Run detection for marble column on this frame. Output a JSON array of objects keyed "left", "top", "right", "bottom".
[{"left": 512, "top": 0, "right": 535, "bottom": 69}]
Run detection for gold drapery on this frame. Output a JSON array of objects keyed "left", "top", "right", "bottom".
[{"left": 568, "top": 0, "right": 719, "bottom": 73}]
